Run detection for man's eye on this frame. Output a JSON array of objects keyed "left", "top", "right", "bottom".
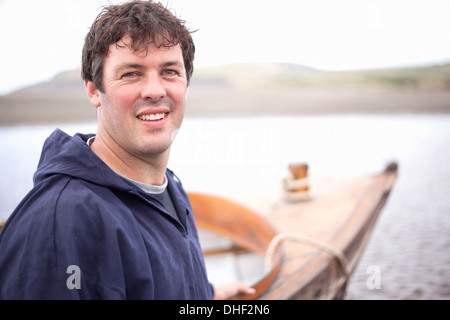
[
  {"left": 122, "top": 72, "right": 138, "bottom": 78},
  {"left": 164, "top": 70, "right": 178, "bottom": 76}
]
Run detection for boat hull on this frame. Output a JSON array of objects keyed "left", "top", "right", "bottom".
[{"left": 189, "top": 162, "right": 398, "bottom": 300}]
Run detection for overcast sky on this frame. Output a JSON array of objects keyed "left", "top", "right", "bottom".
[{"left": 1, "top": 0, "right": 449, "bottom": 94}]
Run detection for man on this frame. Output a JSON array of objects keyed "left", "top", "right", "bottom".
[{"left": 0, "top": 0, "right": 254, "bottom": 300}]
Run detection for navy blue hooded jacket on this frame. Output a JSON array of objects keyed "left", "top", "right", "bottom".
[{"left": 0, "top": 129, "right": 213, "bottom": 299}]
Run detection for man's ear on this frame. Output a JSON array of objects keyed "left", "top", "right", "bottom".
[{"left": 84, "top": 80, "right": 101, "bottom": 108}]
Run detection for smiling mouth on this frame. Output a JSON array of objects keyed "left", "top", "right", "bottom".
[{"left": 137, "top": 113, "right": 168, "bottom": 121}]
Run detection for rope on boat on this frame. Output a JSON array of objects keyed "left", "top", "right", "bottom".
[
  {"left": 281, "top": 177, "right": 311, "bottom": 202},
  {"left": 282, "top": 176, "right": 309, "bottom": 191},
  {"left": 265, "top": 233, "right": 351, "bottom": 278}
]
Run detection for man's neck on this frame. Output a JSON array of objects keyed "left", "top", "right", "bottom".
[{"left": 89, "top": 135, "right": 169, "bottom": 186}]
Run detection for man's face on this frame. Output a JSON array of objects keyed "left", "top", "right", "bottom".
[{"left": 94, "top": 36, "right": 187, "bottom": 159}]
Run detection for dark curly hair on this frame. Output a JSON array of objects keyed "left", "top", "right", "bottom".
[{"left": 81, "top": 0, "right": 195, "bottom": 92}]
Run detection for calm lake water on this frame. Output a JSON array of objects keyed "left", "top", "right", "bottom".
[{"left": 1, "top": 114, "right": 449, "bottom": 300}]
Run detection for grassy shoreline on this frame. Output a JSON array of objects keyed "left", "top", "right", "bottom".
[{"left": 2, "top": 63, "right": 449, "bottom": 127}]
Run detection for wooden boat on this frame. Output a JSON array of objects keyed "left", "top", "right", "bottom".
[{"left": 188, "top": 162, "right": 398, "bottom": 300}]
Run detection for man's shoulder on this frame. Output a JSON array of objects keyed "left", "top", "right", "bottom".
[
  {"left": 6, "top": 175, "right": 120, "bottom": 235},
  {"left": 54, "top": 177, "right": 131, "bottom": 226},
  {"left": 31, "top": 174, "right": 114, "bottom": 210}
]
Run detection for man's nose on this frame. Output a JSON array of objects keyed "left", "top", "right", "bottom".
[{"left": 141, "top": 73, "right": 166, "bottom": 101}]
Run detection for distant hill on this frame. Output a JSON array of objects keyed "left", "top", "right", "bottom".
[
  {"left": 1, "top": 62, "right": 450, "bottom": 126},
  {"left": 187, "top": 62, "right": 450, "bottom": 116},
  {"left": 193, "top": 62, "right": 450, "bottom": 89}
]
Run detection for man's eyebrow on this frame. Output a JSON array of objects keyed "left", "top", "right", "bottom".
[
  {"left": 115, "top": 61, "right": 184, "bottom": 70},
  {"left": 113, "top": 61, "right": 185, "bottom": 76},
  {"left": 161, "top": 61, "right": 185, "bottom": 69},
  {"left": 115, "top": 63, "right": 145, "bottom": 72}
]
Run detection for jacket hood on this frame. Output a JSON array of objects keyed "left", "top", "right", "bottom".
[{"left": 33, "top": 129, "right": 131, "bottom": 191}]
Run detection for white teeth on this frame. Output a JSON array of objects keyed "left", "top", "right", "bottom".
[{"left": 138, "top": 113, "right": 166, "bottom": 121}]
